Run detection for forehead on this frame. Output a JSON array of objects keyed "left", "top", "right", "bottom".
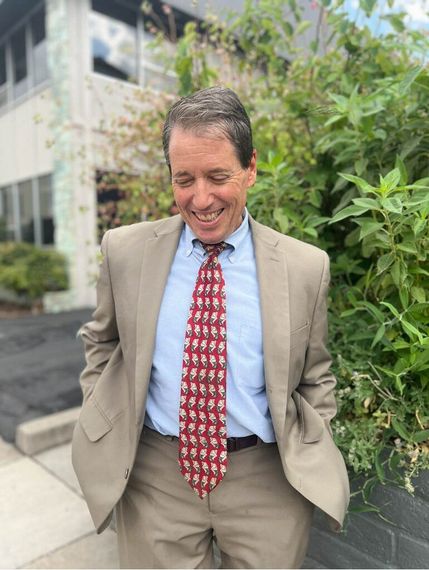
[{"left": 169, "top": 127, "right": 239, "bottom": 172}]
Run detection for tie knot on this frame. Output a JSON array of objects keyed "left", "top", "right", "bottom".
[{"left": 201, "top": 242, "right": 227, "bottom": 258}]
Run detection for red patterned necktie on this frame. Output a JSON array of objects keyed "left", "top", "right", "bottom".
[{"left": 178, "top": 242, "right": 228, "bottom": 498}]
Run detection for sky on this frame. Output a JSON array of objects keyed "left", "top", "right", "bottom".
[{"left": 342, "top": 0, "right": 429, "bottom": 34}]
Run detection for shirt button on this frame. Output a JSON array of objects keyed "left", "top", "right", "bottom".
[{"left": 186, "top": 249, "right": 192, "bottom": 256}]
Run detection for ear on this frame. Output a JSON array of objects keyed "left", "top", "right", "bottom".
[{"left": 247, "top": 149, "right": 257, "bottom": 187}]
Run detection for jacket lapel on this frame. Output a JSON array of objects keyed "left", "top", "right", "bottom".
[
  {"left": 250, "top": 217, "right": 291, "bottom": 442},
  {"left": 134, "top": 216, "right": 183, "bottom": 422}
]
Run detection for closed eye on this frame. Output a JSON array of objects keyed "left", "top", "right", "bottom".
[
  {"left": 210, "top": 175, "right": 229, "bottom": 183},
  {"left": 174, "top": 178, "right": 194, "bottom": 187}
]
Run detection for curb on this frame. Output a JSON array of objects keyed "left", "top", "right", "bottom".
[{"left": 15, "top": 407, "right": 81, "bottom": 455}]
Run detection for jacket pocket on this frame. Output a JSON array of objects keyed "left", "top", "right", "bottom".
[
  {"left": 292, "top": 391, "right": 325, "bottom": 443},
  {"left": 290, "top": 321, "right": 310, "bottom": 349},
  {"left": 79, "top": 396, "right": 113, "bottom": 442}
]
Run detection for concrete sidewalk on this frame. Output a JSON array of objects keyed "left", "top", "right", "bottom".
[
  {"left": 1, "top": 409, "right": 320, "bottom": 570},
  {"left": 0, "top": 420, "right": 119, "bottom": 569}
]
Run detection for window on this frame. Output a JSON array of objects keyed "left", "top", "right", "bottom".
[
  {"left": 90, "top": 0, "right": 183, "bottom": 90},
  {"left": 11, "top": 26, "right": 28, "bottom": 98},
  {"left": 90, "top": 0, "right": 138, "bottom": 82},
  {"left": 140, "top": 29, "right": 177, "bottom": 91},
  {"left": 0, "top": 175, "right": 53, "bottom": 246},
  {"left": 31, "top": 7, "right": 48, "bottom": 86},
  {"left": 0, "top": 44, "right": 6, "bottom": 107},
  {"left": 39, "top": 174, "right": 54, "bottom": 244},
  {"left": 0, "top": 3, "right": 49, "bottom": 107},
  {"left": 18, "top": 180, "right": 34, "bottom": 243},
  {"left": 0, "top": 186, "right": 15, "bottom": 241}
]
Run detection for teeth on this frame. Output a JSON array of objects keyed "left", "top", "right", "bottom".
[{"left": 195, "top": 209, "right": 222, "bottom": 222}]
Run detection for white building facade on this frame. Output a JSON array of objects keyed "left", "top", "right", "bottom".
[{"left": 0, "top": 0, "right": 321, "bottom": 310}]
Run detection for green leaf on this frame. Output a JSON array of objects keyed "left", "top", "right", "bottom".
[
  {"left": 357, "top": 220, "right": 384, "bottom": 239},
  {"left": 413, "top": 177, "right": 429, "bottom": 187},
  {"left": 329, "top": 205, "right": 370, "bottom": 224},
  {"left": 380, "top": 301, "right": 401, "bottom": 319},
  {"left": 308, "top": 216, "right": 331, "bottom": 228},
  {"left": 377, "top": 253, "right": 395, "bottom": 274},
  {"left": 400, "top": 137, "right": 422, "bottom": 160},
  {"left": 391, "top": 417, "right": 411, "bottom": 441},
  {"left": 310, "top": 39, "right": 319, "bottom": 53},
  {"left": 303, "top": 227, "right": 318, "bottom": 238},
  {"left": 395, "top": 375, "right": 404, "bottom": 395},
  {"left": 390, "top": 261, "right": 401, "bottom": 287},
  {"left": 386, "top": 13, "right": 406, "bottom": 33},
  {"left": 411, "top": 287, "right": 426, "bottom": 303},
  {"left": 309, "top": 190, "right": 322, "bottom": 208},
  {"left": 380, "top": 169, "right": 401, "bottom": 193},
  {"left": 273, "top": 207, "right": 289, "bottom": 234},
  {"left": 359, "top": 300, "right": 385, "bottom": 322},
  {"left": 360, "top": 0, "right": 377, "bottom": 16},
  {"left": 354, "top": 158, "right": 368, "bottom": 176},
  {"left": 395, "top": 155, "right": 408, "bottom": 185},
  {"left": 397, "top": 242, "right": 417, "bottom": 254},
  {"left": 397, "top": 66, "right": 423, "bottom": 96},
  {"left": 281, "top": 205, "right": 301, "bottom": 225},
  {"left": 402, "top": 320, "right": 424, "bottom": 343},
  {"left": 371, "top": 324, "right": 386, "bottom": 348},
  {"left": 413, "top": 218, "right": 426, "bottom": 236},
  {"left": 284, "top": 21, "right": 294, "bottom": 37},
  {"left": 325, "top": 114, "right": 344, "bottom": 127},
  {"left": 399, "top": 286, "right": 409, "bottom": 310},
  {"left": 381, "top": 197, "right": 403, "bottom": 214},
  {"left": 352, "top": 198, "right": 380, "bottom": 210},
  {"left": 339, "top": 173, "right": 375, "bottom": 193},
  {"left": 296, "top": 20, "right": 312, "bottom": 35},
  {"left": 392, "top": 340, "right": 410, "bottom": 350},
  {"left": 340, "top": 308, "right": 358, "bottom": 318},
  {"left": 413, "top": 430, "right": 429, "bottom": 443},
  {"left": 389, "top": 453, "right": 401, "bottom": 472},
  {"left": 374, "top": 451, "right": 385, "bottom": 482}
]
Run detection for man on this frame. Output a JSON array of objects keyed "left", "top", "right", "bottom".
[{"left": 72, "top": 87, "right": 349, "bottom": 569}]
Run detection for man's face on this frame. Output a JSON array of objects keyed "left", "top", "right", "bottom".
[{"left": 169, "top": 127, "right": 257, "bottom": 244}]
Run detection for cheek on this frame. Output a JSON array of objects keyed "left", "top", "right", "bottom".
[{"left": 173, "top": 189, "right": 187, "bottom": 208}]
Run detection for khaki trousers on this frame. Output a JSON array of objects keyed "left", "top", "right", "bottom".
[{"left": 116, "top": 427, "right": 313, "bottom": 569}]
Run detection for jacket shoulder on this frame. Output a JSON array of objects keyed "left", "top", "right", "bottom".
[
  {"left": 251, "top": 218, "right": 328, "bottom": 262},
  {"left": 102, "top": 215, "right": 183, "bottom": 251}
]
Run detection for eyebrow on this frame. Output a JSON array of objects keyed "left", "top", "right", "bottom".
[{"left": 173, "top": 168, "right": 231, "bottom": 178}]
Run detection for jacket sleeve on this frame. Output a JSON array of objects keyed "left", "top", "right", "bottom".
[
  {"left": 297, "top": 251, "right": 337, "bottom": 432},
  {"left": 78, "top": 230, "right": 119, "bottom": 403}
]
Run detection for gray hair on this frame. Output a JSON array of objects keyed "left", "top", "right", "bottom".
[{"left": 162, "top": 86, "right": 253, "bottom": 169}]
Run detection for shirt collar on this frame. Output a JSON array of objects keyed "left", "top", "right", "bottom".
[{"left": 184, "top": 208, "right": 250, "bottom": 259}]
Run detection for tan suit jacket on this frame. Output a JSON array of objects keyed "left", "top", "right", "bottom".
[{"left": 71, "top": 214, "right": 349, "bottom": 534}]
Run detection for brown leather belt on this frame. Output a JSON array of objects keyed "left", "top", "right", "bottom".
[
  {"left": 227, "top": 435, "right": 258, "bottom": 452},
  {"left": 146, "top": 427, "right": 259, "bottom": 453}
]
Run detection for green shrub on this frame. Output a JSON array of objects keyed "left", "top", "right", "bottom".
[
  {"left": 329, "top": 167, "right": 429, "bottom": 496},
  {"left": 0, "top": 242, "right": 68, "bottom": 301},
  {"left": 98, "top": 0, "right": 429, "bottom": 502},
  {"left": 169, "top": 0, "right": 429, "bottom": 498}
]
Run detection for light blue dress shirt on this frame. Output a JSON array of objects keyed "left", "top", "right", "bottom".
[{"left": 145, "top": 209, "right": 276, "bottom": 442}]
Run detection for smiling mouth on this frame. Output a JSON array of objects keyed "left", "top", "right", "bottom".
[{"left": 194, "top": 209, "right": 224, "bottom": 222}]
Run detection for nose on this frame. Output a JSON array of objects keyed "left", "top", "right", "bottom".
[{"left": 192, "top": 178, "right": 213, "bottom": 211}]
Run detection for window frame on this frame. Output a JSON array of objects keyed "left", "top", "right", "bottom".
[
  {"left": 0, "top": 0, "right": 48, "bottom": 112},
  {"left": 90, "top": 0, "right": 180, "bottom": 90},
  {"left": 0, "top": 173, "right": 53, "bottom": 246}
]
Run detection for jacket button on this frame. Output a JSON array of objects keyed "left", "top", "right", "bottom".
[{"left": 125, "top": 468, "right": 129, "bottom": 479}]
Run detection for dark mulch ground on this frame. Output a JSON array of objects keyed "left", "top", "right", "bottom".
[{"left": 0, "top": 307, "right": 92, "bottom": 441}]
